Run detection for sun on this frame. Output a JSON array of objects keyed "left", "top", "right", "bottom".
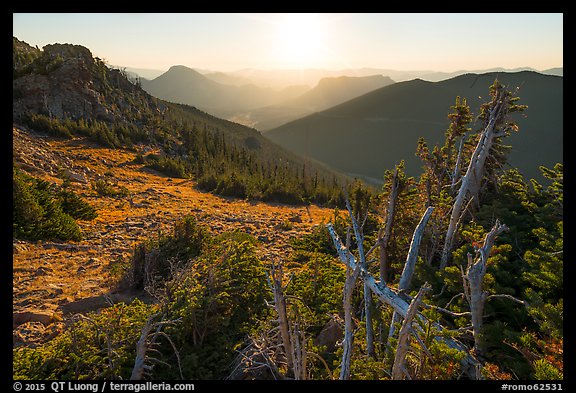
[{"left": 276, "top": 14, "right": 326, "bottom": 68}]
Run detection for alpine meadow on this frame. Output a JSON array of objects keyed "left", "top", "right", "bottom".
[{"left": 12, "top": 13, "right": 563, "bottom": 385}]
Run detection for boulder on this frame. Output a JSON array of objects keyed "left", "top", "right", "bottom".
[{"left": 314, "top": 316, "right": 344, "bottom": 353}]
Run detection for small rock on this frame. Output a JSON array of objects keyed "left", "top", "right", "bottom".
[
  {"left": 288, "top": 214, "right": 302, "bottom": 223},
  {"left": 13, "top": 243, "right": 28, "bottom": 254},
  {"left": 34, "top": 266, "right": 52, "bottom": 276},
  {"left": 64, "top": 169, "right": 88, "bottom": 184},
  {"left": 257, "top": 235, "right": 270, "bottom": 243},
  {"left": 13, "top": 310, "right": 55, "bottom": 328}
]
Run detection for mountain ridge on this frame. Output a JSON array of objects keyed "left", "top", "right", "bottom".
[
  {"left": 265, "top": 70, "right": 563, "bottom": 183},
  {"left": 140, "top": 64, "right": 309, "bottom": 119},
  {"left": 236, "top": 74, "right": 396, "bottom": 131}
]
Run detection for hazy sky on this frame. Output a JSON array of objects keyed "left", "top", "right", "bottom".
[{"left": 13, "top": 13, "right": 563, "bottom": 72}]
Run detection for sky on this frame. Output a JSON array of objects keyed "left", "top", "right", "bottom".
[{"left": 13, "top": 13, "right": 563, "bottom": 73}]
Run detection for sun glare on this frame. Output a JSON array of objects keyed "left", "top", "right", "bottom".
[{"left": 276, "top": 14, "right": 326, "bottom": 68}]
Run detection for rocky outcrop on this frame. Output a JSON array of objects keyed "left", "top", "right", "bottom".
[{"left": 13, "top": 40, "right": 161, "bottom": 124}]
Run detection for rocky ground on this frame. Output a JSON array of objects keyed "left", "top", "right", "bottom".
[{"left": 12, "top": 126, "right": 336, "bottom": 348}]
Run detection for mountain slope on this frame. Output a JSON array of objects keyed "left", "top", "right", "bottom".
[
  {"left": 265, "top": 71, "right": 563, "bottom": 183},
  {"left": 236, "top": 74, "right": 396, "bottom": 131},
  {"left": 12, "top": 38, "right": 348, "bottom": 207},
  {"left": 140, "top": 65, "right": 309, "bottom": 119}
]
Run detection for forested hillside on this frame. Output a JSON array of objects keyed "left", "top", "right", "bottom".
[
  {"left": 265, "top": 71, "right": 562, "bottom": 184},
  {"left": 12, "top": 37, "right": 348, "bottom": 207}
]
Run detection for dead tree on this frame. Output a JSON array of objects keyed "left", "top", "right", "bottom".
[
  {"left": 131, "top": 313, "right": 182, "bottom": 380},
  {"left": 391, "top": 283, "right": 431, "bottom": 380},
  {"left": 440, "top": 83, "right": 516, "bottom": 269},
  {"left": 463, "top": 220, "right": 508, "bottom": 356},
  {"left": 327, "top": 223, "right": 483, "bottom": 379},
  {"left": 343, "top": 198, "right": 376, "bottom": 359},
  {"left": 267, "top": 261, "right": 313, "bottom": 380},
  {"left": 387, "top": 206, "right": 434, "bottom": 345},
  {"left": 339, "top": 224, "right": 362, "bottom": 380},
  {"left": 268, "top": 261, "right": 294, "bottom": 375},
  {"left": 228, "top": 328, "right": 283, "bottom": 380}
]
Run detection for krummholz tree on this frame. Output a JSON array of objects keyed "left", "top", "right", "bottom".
[
  {"left": 379, "top": 165, "right": 400, "bottom": 284},
  {"left": 440, "top": 81, "right": 526, "bottom": 269}
]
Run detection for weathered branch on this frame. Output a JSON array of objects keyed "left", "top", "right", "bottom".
[
  {"left": 327, "top": 223, "right": 483, "bottom": 379},
  {"left": 130, "top": 314, "right": 181, "bottom": 380},
  {"left": 398, "top": 206, "right": 435, "bottom": 291},
  {"left": 388, "top": 206, "right": 433, "bottom": 347},
  {"left": 392, "top": 284, "right": 430, "bottom": 380},
  {"left": 403, "top": 292, "right": 472, "bottom": 318},
  {"left": 486, "top": 294, "right": 528, "bottom": 308},
  {"left": 268, "top": 261, "right": 294, "bottom": 375}
]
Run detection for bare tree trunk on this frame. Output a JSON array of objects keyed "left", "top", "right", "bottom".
[
  {"left": 327, "top": 223, "right": 483, "bottom": 379},
  {"left": 464, "top": 220, "right": 508, "bottom": 356},
  {"left": 450, "top": 134, "right": 466, "bottom": 193},
  {"left": 392, "top": 284, "right": 430, "bottom": 380},
  {"left": 131, "top": 314, "right": 182, "bottom": 380},
  {"left": 387, "top": 312, "right": 400, "bottom": 351},
  {"left": 440, "top": 90, "right": 509, "bottom": 269},
  {"left": 345, "top": 198, "right": 376, "bottom": 360},
  {"left": 269, "top": 262, "right": 294, "bottom": 375},
  {"left": 364, "top": 281, "right": 375, "bottom": 358},
  {"left": 131, "top": 316, "right": 156, "bottom": 380},
  {"left": 340, "top": 257, "right": 361, "bottom": 380},
  {"left": 398, "top": 206, "right": 434, "bottom": 291},
  {"left": 290, "top": 322, "right": 307, "bottom": 380},
  {"left": 380, "top": 167, "right": 400, "bottom": 284},
  {"left": 387, "top": 206, "right": 433, "bottom": 348},
  {"left": 339, "top": 200, "right": 364, "bottom": 380}
]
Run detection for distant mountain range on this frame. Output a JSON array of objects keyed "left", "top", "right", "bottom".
[
  {"left": 127, "top": 65, "right": 562, "bottom": 88},
  {"left": 139, "top": 66, "right": 396, "bottom": 131},
  {"left": 264, "top": 71, "right": 563, "bottom": 184},
  {"left": 140, "top": 65, "right": 309, "bottom": 120},
  {"left": 234, "top": 74, "right": 396, "bottom": 131},
  {"left": 211, "top": 66, "right": 564, "bottom": 88}
]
